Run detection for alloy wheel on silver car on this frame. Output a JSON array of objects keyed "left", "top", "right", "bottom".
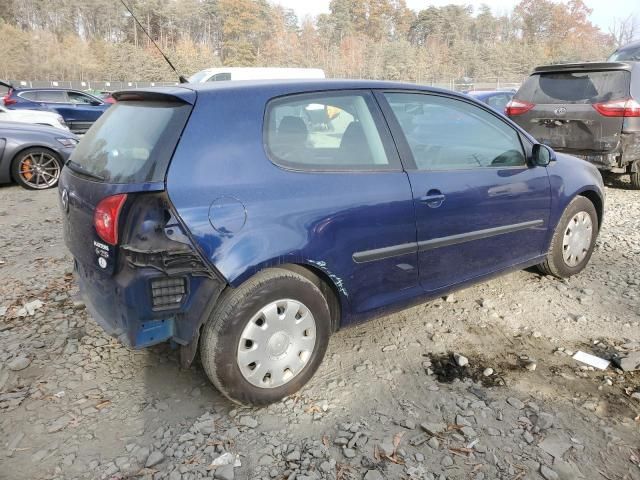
[
  {"left": 18, "top": 151, "right": 61, "bottom": 189},
  {"left": 237, "top": 299, "right": 316, "bottom": 388},
  {"left": 562, "top": 211, "right": 593, "bottom": 267}
]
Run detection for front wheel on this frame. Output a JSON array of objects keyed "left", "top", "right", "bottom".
[
  {"left": 537, "top": 196, "right": 598, "bottom": 278},
  {"left": 11, "top": 148, "right": 63, "bottom": 190},
  {"left": 200, "top": 268, "right": 331, "bottom": 406}
]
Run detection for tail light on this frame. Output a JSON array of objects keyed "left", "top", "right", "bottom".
[
  {"left": 592, "top": 98, "right": 640, "bottom": 117},
  {"left": 3, "top": 90, "right": 16, "bottom": 106},
  {"left": 505, "top": 99, "right": 535, "bottom": 116},
  {"left": 94, "top": 194, "right": 128, "bottom": 245}
]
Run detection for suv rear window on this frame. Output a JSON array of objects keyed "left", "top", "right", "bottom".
[
  {"left": 517, "top": 70, "right": 630, "bottom": 104},
  {"left": 69, "top": 100, "right": 191, "bottom": 183}
]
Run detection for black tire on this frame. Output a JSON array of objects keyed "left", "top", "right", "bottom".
[
  {"left": 537, "top": 196, "right": 598, "bottom": 278},
  {"left": 11, "top": 147, "right": 63, "bottom": 190},
  {"left": 200, "top": 268, "right": 331, "bottom": 406}
]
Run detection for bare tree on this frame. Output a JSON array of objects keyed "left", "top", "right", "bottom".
[{"left": 609, "top": 14, "right": 638, "bottom": 48}]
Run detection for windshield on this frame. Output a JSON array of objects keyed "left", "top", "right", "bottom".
[
  {"left": 516, "top": 70, "right": 630, "bottom": 104},
  {"left": 68, "top": 100, "right": 191, "bottom": 183}
]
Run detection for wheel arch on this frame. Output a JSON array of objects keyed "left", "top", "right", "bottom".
[
  {"left": 276, "top": 263, "right": 343, "bottom": 333},
  {"left": 576, "top": 188, "right": 603, "bottom": 230}
]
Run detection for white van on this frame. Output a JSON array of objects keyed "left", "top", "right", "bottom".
[{"left": 188, "top": 67, "right": 325, "bottom": 83}]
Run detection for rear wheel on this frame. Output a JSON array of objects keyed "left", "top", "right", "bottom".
[
  {"left": 200, "top": 268, "right": 331, "bottom": 406},
  {"left": 11, "top": 148, "right": 62, "bottom": 190},
  {"left": 537, "top": 196, "right": 598, "bottom": 278}
]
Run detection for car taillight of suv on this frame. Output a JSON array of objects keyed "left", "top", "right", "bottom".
[
  {"left": 504, "top": 99, "right": 534, "bottom": 116},
  {"left": 592, "top": 98, "right": 640, "bottom": 117}
]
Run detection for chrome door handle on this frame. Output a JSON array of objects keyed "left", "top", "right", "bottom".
[{"left": 419, "top": 190, "right": 445, "bottom": 208}]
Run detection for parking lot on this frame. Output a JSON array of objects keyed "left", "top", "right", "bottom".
[{"left": 0, "top": 179, "right": 638, "bottom": 480}]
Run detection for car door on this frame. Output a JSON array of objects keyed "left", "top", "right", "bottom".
[
  {"left": 376, "top": 91, "right": 551, "bottom": 293},
  {"left": 59, "top": 91, "right": 107, "bottom": 133}
]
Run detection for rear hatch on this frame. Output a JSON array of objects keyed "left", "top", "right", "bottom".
[
  {"left": 58, "top": 89, "right": 199, "bottom": 344},
  {"left": 508, "top": 63, "right": 632, "bottom": 153}
]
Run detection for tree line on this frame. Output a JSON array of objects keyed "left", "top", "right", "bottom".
[{"left": 0, "top": 0, "right": 623, "bottom": 83}]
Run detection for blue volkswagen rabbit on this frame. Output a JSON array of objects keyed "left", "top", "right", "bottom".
[{"left": 59, "top": 80, "right": 604, "bottom": 405}]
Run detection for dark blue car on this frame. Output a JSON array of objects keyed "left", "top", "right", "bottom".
[
  {"left": 1, "top": 81, "right": 110, "bottom": 134},
  {"left": 466, "top": 89, "right": 515, "bottom": 113},
  {"left": 59, "top": 80, "right": 604, "bottom": 405}
]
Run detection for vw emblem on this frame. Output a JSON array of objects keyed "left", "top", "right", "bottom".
[
  {"left": 554, "top": 106, "right": 567, "bottom": 116},
  {"left": 61, "top": 188, "right": 69, "bottom": 212}
]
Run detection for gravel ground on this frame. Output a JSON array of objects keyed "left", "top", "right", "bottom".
[{"left": 0, "top": 182, "right": 639, "bottom": 480}]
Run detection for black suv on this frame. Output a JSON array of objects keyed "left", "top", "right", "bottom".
[{"left": 507, "top": 62, "right": 640, "bottom": 188}]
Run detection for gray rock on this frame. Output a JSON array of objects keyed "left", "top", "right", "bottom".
[
  {"left": 400, "top": 419, "right": 416, "bottom": 430},
  {"left": 258, "top": 455, "right": 274, "bottom": 466},
  {"left": 535, "top": 412, "right": 554, "bottom": 430},
  {"left": 47, "top": 415, "right": 71, "bottom": 433},
  {"left": 540, "top": 465, "right": 559, "bottom": 480},
  {"left": 134, "top": 446, "right": 150, "bottom": 465},
  {"left": 343, "top": 447, "right": 356, "bottom": 458},
  {"left": 421, "top": 422, "right": 447, "bottom": 435},
  {"left": 378, "top": 439, "right": 395, "bottom": 457},
  {"left": 615, "top": 352, "right": 640, "bottom": 371},
  {"left": 441, "top": 455, "right": 454, "bottom": 467},
  {"left": 428, "top": 437, "right": 440, "bottom": 449},
  {"left": 145, "top": 450, "right": 164, "bottom": 468},
  {"left": 506, "top": 397, "right": 525, "bottom": 409},
  {"left": 8, "top": 356, "right": 31, "bottom": 371},
  {"left": 364, "top": 471, "right": 384, "bottom": 480},
  {"left": 523, "top": 431, "right": 534, "bottom": 444},
  {"left": 179, "top": 432, "right": 195, "bottom": 443},
  {"left": 214, "top": 464, "right": 235, "bottom": 480},
  {"left": 239, "top": 416, "right": 258, "bottom": 428},
  {"left": 483, "top": 368, "right": 494, "bottom": 377}
]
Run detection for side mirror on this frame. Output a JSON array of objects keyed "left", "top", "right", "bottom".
[
  {"left": 91, "top": 100, "right": 102, "bottom": 106},
  {"left": 532, "top": 143, "right": 555, "bottom": 166}
]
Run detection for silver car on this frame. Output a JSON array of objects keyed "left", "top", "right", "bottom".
[{"left": 0, "top": 121, "right": 78, "bottom": 189}]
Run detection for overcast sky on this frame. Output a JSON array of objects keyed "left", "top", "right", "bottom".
[{"left": 274, "top": 0, "right": 640, "bottom": 34}]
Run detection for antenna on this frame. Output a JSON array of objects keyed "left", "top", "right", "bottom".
[{"left": 119, "top": 0, "right": 189, "bottom": 84}]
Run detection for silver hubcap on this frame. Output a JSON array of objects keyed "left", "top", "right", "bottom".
[
  {"left": 18, "top": 152, "right": 60, "bottom": 189},
  {"left": 562, "top": 211, "right": 593, "bottom": 267},
  {"left": 237, "top": 299, "right": 316, "bottom": 389}
]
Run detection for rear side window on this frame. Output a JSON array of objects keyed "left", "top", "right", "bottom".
[
  {"left": 517, "top": 71, "right": 630, "bottom": 104},
  {"left": 36, "top": 91, "right": 68, "bottom": 103},
  {"left": 265, "top": 92, "right": 397, "bottom": 171},
  {"left": 69, "top": 100, "right": 191, "bottom": 183},
  {"left": 18, "top": 91, "right": 38, "bottom": 101}
]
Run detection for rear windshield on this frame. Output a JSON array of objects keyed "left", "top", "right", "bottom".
[
  {"left": 516, "top": 70, "right": 630, "bottom": 104},
  {"left": 69, "top": 100, "right": 191, "bottom": 183}
]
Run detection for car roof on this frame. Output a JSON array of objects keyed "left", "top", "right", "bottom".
[{"left": 113, "top": 79, "right": 464, "bottom": 104}]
